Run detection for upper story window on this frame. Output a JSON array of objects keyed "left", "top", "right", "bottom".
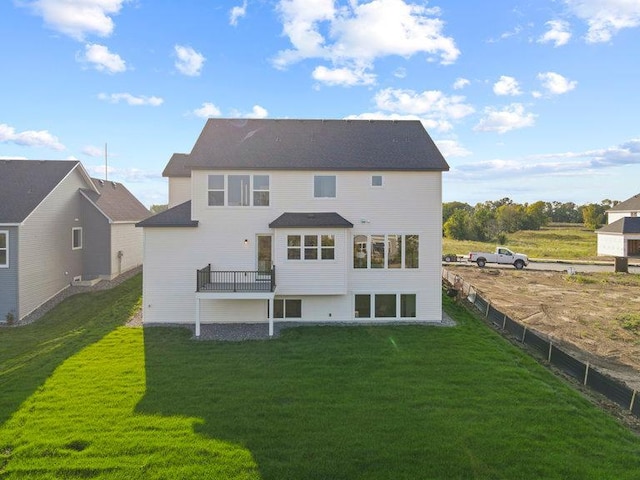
[
  {"left": 287, "top": 234, "right": 335, "bottom": 261},
  {"left": 208, "top": 174, "right": 270, "bottom": 207},
  {"left": 353, "top": 234, "right": 418, "bottom": 269},
  {"left": 0, "top": 231, "right": 8, "bottom": 268},
  {"left": 314, "top": 175, "right": 336, "bottom": 198},
  {"left": 72, "top": 227, "right": 83, "bottom": 250},
  {"left": 371, "top": 175, "right": 383, "bottom": 187}
]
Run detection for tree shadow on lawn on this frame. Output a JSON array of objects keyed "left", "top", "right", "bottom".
[
  {"left": 135, "top": 321, "right": 640, "bottom": 480},
  {"left": 0, "top": 274, "right": 142, "bottom": 427}
]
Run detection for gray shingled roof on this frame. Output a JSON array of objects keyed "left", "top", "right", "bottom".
[
  {"left": 269, "top": 212, "right": 354, "bottom": 228},
  {"left": 0, "top": 159, "right": 79, "bottom": 223},
  {"left": 183, "top": 119, "right": 449, "bottom": 172},
  {"left": 598, "top": 217, "right": 640, "bottom": 234},
  {"left": 162, "top": 153, "right": 191, "bottom": 178},
  {"left": 609, "top": 194, "right": 640, "bottom": 212},
  {"left": 82, "top": 178, "right": 150, "bottom": 222},
  {"left": 136, "top": 201, "right": 198, "bottom": 227}
]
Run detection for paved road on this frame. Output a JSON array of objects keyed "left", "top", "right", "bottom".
[{"left": 444, "top": 260, "right": 640, "bottom": 274}]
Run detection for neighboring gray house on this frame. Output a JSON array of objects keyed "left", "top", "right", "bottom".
[
  {"left": 0, "top": 160, "right": 149, "bottom": 323},
  {"left": 597, "top": 193, "right": 640, "bottom": 258}
]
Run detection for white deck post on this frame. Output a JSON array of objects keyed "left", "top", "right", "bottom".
[
  {"left": 195, "top": 297, "right": 201, "bottom": 337},
  {"left": 268, "top": 298, "right": 274, "bottom": 337}
]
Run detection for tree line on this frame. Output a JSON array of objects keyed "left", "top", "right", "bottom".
[{"left": 443, "top": 198, "right": 618, "bottom": 242}]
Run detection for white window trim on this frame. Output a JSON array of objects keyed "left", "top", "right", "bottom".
[
  {"left": 0, "top": 230, "right": 8, "bottom": 268},
  {"left": 207, "top": 174, "right": 270, "bottom": 207},
  {"left": 313, "top": 174, "right": 337, "bottom": 199},
  {"left": 286, "top": 234, "right": 336, "bottom": 262},
  {"left": 353, "top": 293, "right": 417, "bottom": 319},
  {"left": 352, "top": 234, "right": 419, "bottom": 269},
  {"left": 72, "top": 227, "right": 83, "bottom": 250},
  {"left": 274, "top": 298, "right": 303, "bottom": 319}
]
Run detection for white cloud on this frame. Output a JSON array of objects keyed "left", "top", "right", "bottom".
[
  {"left": 274, "top": 0, "right": 459, "bottom": 85},
  {"left": 230, "top": 0, "right": 248, "bottom": 26},
  {"left": 564, "top": 0, "right": 640, "bottom": 43},
  {"left": 493, "top": 76, "right": 522, "bottom": 96},
  {"left": 26, "top": 0, "right": 130, "bottom": 40},
  {"left": 193, "top": 102, "right": 222, "bottom": 118},
  {"left": 454, "top": 138, "right": 640, "bottom": 180},
  {"left": 174, "top": 45, "right": 205, "bottom": 76},
  {"left": 82, "top": 145, "right": 104, "bottom": 157},
  {"left": 393, "top": 67, "right": 407, "bottom": 79},
  {"left": 86, "top": 164, "right": 161, "bottom": 182},
  {"left": 538, "top": 19, "right": 572, "bottom": 46},
  {"left": 0, "top": 123, "right": 65, "bottom": 150},
  {"left": 98, "top": 92, "right": 164, "bottom": 106},
  {"left": 312, "top": 65, "right": 376, "bottom": 86},
  {"left": 435, "top": 139, "right": 472, "bottom": 158},
  {"left": 453, "top": 77, "right": 470, "bottom": 90},
  {"left": 230, "top": 105, "right": 269, "bottom": 118},
  {"left": 537, "top": 71, "right": 577, "bottom": 95},
  {"left": 474, "top": 103, "right": 536, "bottom": 134},
  {"left": 80, "top": 43, "right": 126, "bottom": 73},
  {"left": 0, "top": 156, "right": 28, "bottom": 160}
]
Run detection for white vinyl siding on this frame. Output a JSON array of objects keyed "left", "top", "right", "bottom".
[
  {"left": 110, "top": 223, "right": 143, "bottom": 278},
  {"left": 168, "top": 177, "right": 191, "bottom": 208}
]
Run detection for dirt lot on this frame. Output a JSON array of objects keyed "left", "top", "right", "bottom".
[{"left": 445, "top": 265, "right": 640, "bottom": 391}]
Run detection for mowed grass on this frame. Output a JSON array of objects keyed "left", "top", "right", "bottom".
[
  {"left": 2, "top": 284, "right": 640, "bottom": 479},
  {"left": 443, "top": 225, "right": 599, "bottom": 261}
]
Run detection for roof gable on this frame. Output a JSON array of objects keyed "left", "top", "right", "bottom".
[
  {"left": 82, "top": 178, "right": 150, "bottom": 222},
  {"left": 609, "top": 194, "right": 640, "bottom": 212},
  {"left": 184, "top": 119, "right": 449, "bottom": 172},
  {"left": 0, "top": 160, "right": 81, "bottom": 223},
  {"left": 162, "top": 153, "right": 191, "bottom": 178}
]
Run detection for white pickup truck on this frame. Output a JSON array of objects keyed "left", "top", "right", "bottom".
[{"left": 467, "top": 247, "right": 529, "bottom": 269}]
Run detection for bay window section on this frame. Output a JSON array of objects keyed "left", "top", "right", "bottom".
[
  {"left": 288, "top": 234, "right": 335, "bottom": 261},
  {"left": 287, "top": 236, "right": 301, "bottom": 260},
  {"left": 304, "top": 235, "right": 318, "bottom": 260},
  {"left": 321, "top": 235, "right": 335, "bottom": 260}
]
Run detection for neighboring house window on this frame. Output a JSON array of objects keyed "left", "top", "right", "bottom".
[
  {"left": 288, "top": 234, "right": 335, "bottom": 261},
  {"left": 314, "top": 175, "right": 336, "bottom": 198},
  {"left": 208, "top": 174, "right": 270, "bottom": 207},
  {"left": 354, "top": 293, "right": 416, "bottom": 318},
  {"left": 72, "top": 227, "right": 83, "bottom": 250},
  {"left": 274, "top": 299, "right": 302, "bottom": 318},
  {"left": 353, "top": 234, "right": 418, "bottom": 269},
  {"left": 371, "top": 175, "right": 383, "bottom": 187},
  {"left": 0, "top": 231, "right": 7, "bottom": 268}
]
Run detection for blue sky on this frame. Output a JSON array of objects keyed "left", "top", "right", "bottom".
[{"left": 1, "top": 0, "right": 640, "bottom": 207}]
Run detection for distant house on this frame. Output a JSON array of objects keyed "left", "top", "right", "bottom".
[
  {"left": 137, "top": 118, "right": 449, "bottom": 336},
  {"left": 597, "top": 193, "right": 640, "bottom": 257},
  {"left": 0, "top": 160, "right": 150, "bottom": 322}
]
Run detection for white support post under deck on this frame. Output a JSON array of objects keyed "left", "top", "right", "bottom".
[
  {"left": 195, "top": 298, "right": 201, "bottom": 337},
  {"left": 269, "top": 298, "right": 274, "bottom": 337}
]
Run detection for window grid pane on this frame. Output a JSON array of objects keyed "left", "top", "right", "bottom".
[
  {"left": 401, "top": 294, "right": 416, "bottom": 318},
  {"left": 375, "top": 294, "right": 396, "bottom": 318},
  {"left": 370, "top": 235, "right": 385, "bottom": 268},
  {"left": 314, "top": 175, "right": 336, "bottom": 198},
  {"left": 354, "top": 235, "right": 367, "bottom": 268},
  {"left": 405, "top": 235, "right": 419, "bottom": 268},
  {"left": 355, "top": 294, "right": 371, "bottom": 318}
]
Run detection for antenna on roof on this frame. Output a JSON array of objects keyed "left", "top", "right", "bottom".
[{"left": 104, "top": 143, "right": 108, "bottom": 181}]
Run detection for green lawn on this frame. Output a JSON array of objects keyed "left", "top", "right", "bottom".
[
  {"left": 443, "top": 225, "right": 599, "bottom": 261},
  {"left": 2, "top": 279, "right": 640, "bottom": 479}
]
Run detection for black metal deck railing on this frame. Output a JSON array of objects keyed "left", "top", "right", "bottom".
[{"left": 196, "top": 264, "right": 276, "bottom": 293}]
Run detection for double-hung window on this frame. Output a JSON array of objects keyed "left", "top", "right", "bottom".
[
  {"left": 208, "top": 174, "right": 270, "bottom": 207},
  {"left": 274, "top": 299, "right": 302, "bottom": 318},
  {"left": 354, "top": 293, "right": 416, "bottom": 319},
  {"left": 0, "top": 231, "right": 7, "bottom": 267}
]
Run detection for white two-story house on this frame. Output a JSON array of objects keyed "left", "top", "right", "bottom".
[{"left": 137, "top": 119, "right": 449, "bottom": 336}]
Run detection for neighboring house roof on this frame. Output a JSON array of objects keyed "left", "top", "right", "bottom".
[
  {"left": 136, "top": 201, "right": 198, "bottom": 227},
  {"left": 608, "top": 194, "right": 640, "bottom": 212},
  {"left": 597, "top": 217, "right": 640, "bottom": 234},
  {"left": 81, "top": 178, "right": 150, "bottom": 222},
  {"left": 162, "top": 153, "right": 191, "bottom": 178},
  {"left": 183, "top": 118, "right": 449, "bottom": 172},
  {"left": 269, "top": 212, "right": 354, "bottom": 228},
  {"left": 0, "top": 159, "right": 86, "bottom": 224}
]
